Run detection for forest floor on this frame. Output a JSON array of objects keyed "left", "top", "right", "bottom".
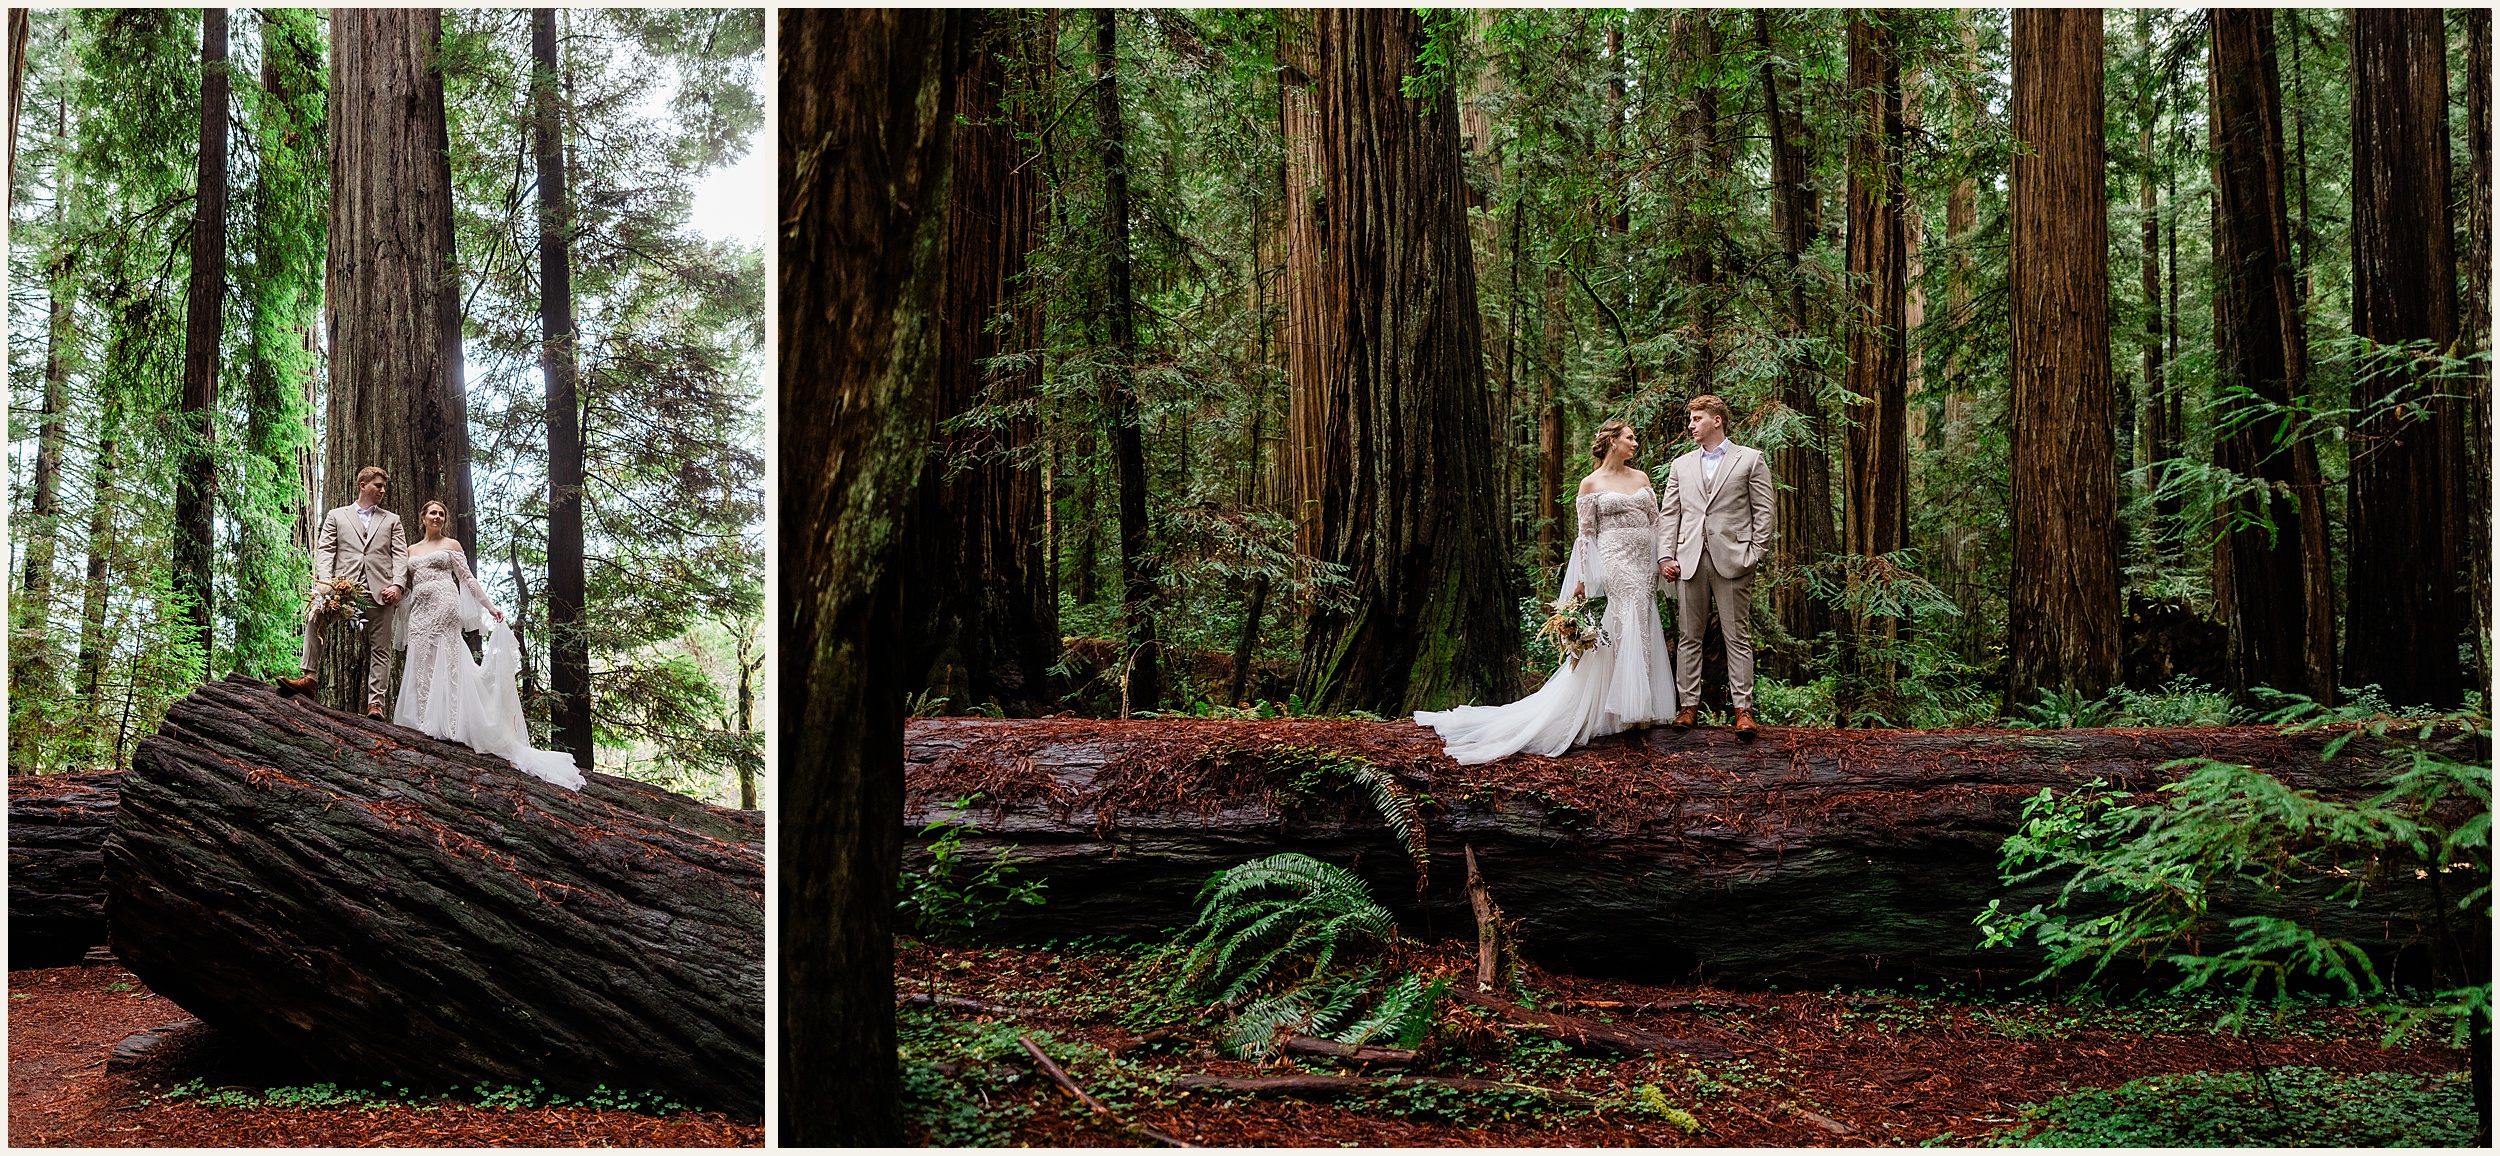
[
  {"left": 6, "top": 963, "right": 762, "bottom": 1147},
  {"left": 896, "top": 938, "right": 2476, "bottom": 1147}
]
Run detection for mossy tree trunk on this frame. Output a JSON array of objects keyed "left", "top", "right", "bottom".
[
  {"left": 777, "top": 9, "right": 959, "bottom": 1145},
  {"left": 1296, "top": 8, "right": 1520, "bottom": 717}
]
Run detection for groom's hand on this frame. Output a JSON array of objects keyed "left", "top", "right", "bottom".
[
  {"left": 1659, "top": 559, "right": 1680, "bottom": 581},
  {"left": 380, "top": 584, "right": 403, "bottom": 606}
]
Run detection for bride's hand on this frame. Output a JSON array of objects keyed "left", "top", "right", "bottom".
[
  {"left": 489, "top": 605, "right": 506, "bottom": 624},
  {"left": 1573, "top": 581, "right": 1586, "bottom": 599}
]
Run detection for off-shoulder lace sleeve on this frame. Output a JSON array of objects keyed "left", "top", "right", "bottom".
[
  {"left": 1559, "top": 493, "right": 1605, "bottom": 602},
  {"left": 450, "top": 549, "right": 497, "bottom": 614}
]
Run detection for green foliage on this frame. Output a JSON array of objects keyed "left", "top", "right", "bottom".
[
  {"left": 1146, "top": 853, "right": 1439, "bottom": 1059},
  {"left": 149, "top": 1076, "right": 689, "bottom": 1116},
  {"left": 1976, "top": 706, "right": 2491, "bottom": 1047},
  {"left": 1980, "top": 1067, "right": 2476, "bottom": 1147},
  {"left": 1264, "top": 747, "right": 1428, "bottom": 876},
  {"left": 2010, "top": 677, "right": 2245, "bottom": 729},
  {"left": 897, "top": 797, "right": 1048, "bottom": 945}
]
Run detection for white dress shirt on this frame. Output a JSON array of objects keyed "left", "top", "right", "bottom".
[{"left": 1700, "top": 443, "right": 1726, "bottom": 483}]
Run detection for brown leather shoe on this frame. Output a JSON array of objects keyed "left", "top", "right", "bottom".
[
  {"left": 276, "top": 674, "right": 318, "bottom": 697},
  {"left": 1671, "top": 707, "right": 1700, "bottom": 730},
  {"left": 1734, "top": 709, "right": 1758, "bottom": 741},
  {"left": 366, "top": 704, "right": 386, "bottom": 719}
]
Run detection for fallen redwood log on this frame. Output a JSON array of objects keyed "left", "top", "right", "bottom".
[
  {"left": 106, "top": 676, "right": 763, "bottom": 1118},
  {"left": 905, "top": 717, "right": 2468, "bottom": 988},
  {"left": 8, "top": 770, "right": 123, "bottom": 967}
]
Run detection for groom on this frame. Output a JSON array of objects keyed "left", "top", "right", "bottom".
[
  {"left": 1656, "top": 395, "right": 1775, "bottom": 740},
  {"left": 276, "top": 465, "right": 407, "bottom": 717}
]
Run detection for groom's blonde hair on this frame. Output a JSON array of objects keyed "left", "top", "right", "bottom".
[
  {"left": 1687, "top": 395, "right": 1732, "bottom": 427},
  {"left": 356, "top": 465, "right": 389, "bottom": 489}
]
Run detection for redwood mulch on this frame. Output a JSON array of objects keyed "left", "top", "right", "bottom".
[
  {"left": 895, "top": 938, "right": 2469, "bottom": 1147},
  {"left": 7, "top": 964, "right": 762, "bottom": 1148}
]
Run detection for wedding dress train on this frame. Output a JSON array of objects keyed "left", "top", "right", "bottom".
[
  {"left": 1415, "top": 487, "right": 1679, "bottom": 765},
  {"left": 393, "top": 546, "right": 586, "bottom": 790}
]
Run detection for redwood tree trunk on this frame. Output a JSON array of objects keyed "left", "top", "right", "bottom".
[
  {"left": 1297, "top": 8, "right": 1519, "bottom": 715},
  {"left": 176, "top": 6, "right": 229, "bottom": 672},
  {"left": 2007, "top": 8, "right": 2121, "bottom": 702},
  {"left": 2345, "top": 9, "right": 2468, "bottom": 709},
  {"left": 777, "top": 9, "right": 958, "bottom": 1144},
  {"left": 2207, "top": 9, "right": 2333, "bottom": 704},
  {"left": 16, "top": 92, "right": 71, "bottom": 696},
  {"left": 2465, "top": 10, "right": 2493, "bottom": 694},
  {"left": 2136, "top": 13, "right": 2167, "bottom": 556},
  {"left": 8, "top": 7, "right": 26, "bottom": 196},
  {"left": 914, "top": 10, "right": 1056, "bottom": 718},
  {"left": 1756, "top": 8, "right": 1836, "bottom": 677},
  {"left": 325, "top": 8, "right": 476, "bottom": 710},
  {"left": 1092, "top": 9, "right": 1160, "bottom": 714},
  {"left": 1279, "top": 13, "right": 1330, "bottom": 564},
  {"left": 1841, "top": 11, "right": 1909, "bottom": 713},
  {"left": 535, "top": 8, "right": 590, "bottom": 767}
]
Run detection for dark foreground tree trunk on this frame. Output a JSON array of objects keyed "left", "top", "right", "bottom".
[
  {"left": 104, "top": 678, "right": 761, "bottom": 1117},
  {"left": 8, "top": 770, "right": 122, "bottom": 967},
  {"left": 778, "top": 9, "right": 958, "bottom": 1145},
  {"left": 2208, "top": 10, "right": 2335, "bottom": 706},
  {"left": 1297, "top": 8, "right": 1519, "bottom": 716},
  {"left": 1093, "top": 9, "right": 1161, "bottom": 714},
  {"left": 2007, "top": 9, "right": 2121, "bottom": 704},
  {"left": 2345, "top": 8, "right": 2469, "bottom": 710},
  {"left": 902, "top": 717, "right": 2459, "bottom": 989}
]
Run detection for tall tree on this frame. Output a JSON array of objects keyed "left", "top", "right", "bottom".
[
  {"left": 534, "top": 7, "right": 590, "bottom": 768},
  {"left": 16, "top": 88, "right": 72, "bottom": 697},
  {"left": 2135, "top": 11, "right": 2167, "bottom": 556},
  {"left": 912, "top": 10, "right": 1056, "bottom": 718},
  {"left": 1755, "top": 7, "right": 1836, "bottom": 676},
  {"left": 2006, "top": 8, "right": 2120, "bottom": 702},
  {"left": 1297, "top": 8, "right": 1520, "bottom": 715},
  {"left": 2464, "top": 9, "right": 2492, "bottom": 690},
  {"left": 2207, "top": 8, "right": 2333, "bottom": 704},
  {"left": 1675, "top": 11, "right": 1726, "bottom": 392},
  {"left": 1840, "top": 10, "right": 1909, "bottom": 714},
  {"left": 1091, "top": 9, "right": 1160, "bottom": 714},
  {"left": 2345, "top": 9, "right": 2468, "bottom": 709},
  {"left": 174, "top": 6, "right": 228, "bottom": 673},
  {"left": 325, "top": 8, "right": 475, "bottom": 709},
  {"left": 778, "top": 8, "right": 956, "bottom": 1144},
  {"left": 1279, "top": 12, "right": 1330, "bottom": 563},
  {"left": 8, "top": 7, "right": 26, "bottom": 195}
]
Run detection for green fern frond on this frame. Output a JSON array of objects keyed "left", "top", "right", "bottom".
[{"left": 1352, "top": 766, "right": 1430, "bottom": 883}]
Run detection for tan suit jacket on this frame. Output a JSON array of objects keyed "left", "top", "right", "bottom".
[
  {"left": 1657, "top": 441, "right": 1775, "bottom": 579},
  {"left": 314, "top": 502, "right": 408, "bottom": 595}
]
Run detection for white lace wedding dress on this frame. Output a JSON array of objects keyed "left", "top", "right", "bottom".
[
  {"left": 393, "top": 546, "right": 585, "bottom": 790},
  {"left": 1415, "top": 487, "right": 1679, "bottom": 765}
]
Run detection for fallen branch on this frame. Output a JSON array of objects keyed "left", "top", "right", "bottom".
[
  {"left": 1278, "top": 1035, "right": 1416, "bottom": 1067},
  {"left": 1464, "top": 844, "right": 1503, "bottom": 991},
  {"left": 1450, "top": 988, "right": 1734, "bottom": 1058},
  {"left": 1782, "top": 1102, "right": 1857, "bottom": 1135},
  {"left": 1019, "top": 1035, "right": 1195, "bottom": 1148},
  {"left": 899, "top": 992, "right": 1050, "bottom": 1018},
  {"left": 1171, "top": 1073, "right": 1596, "bottom": 1106},
  {"left": 1558, "top": 996, "right": 1761, "bottom": 1014}
]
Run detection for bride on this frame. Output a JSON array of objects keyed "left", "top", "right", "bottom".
[
  {"left": 1416, "top": 420, "right": 1678, "bottom": 765},
  {"left": 394, "top": 500, "right": 586, "bottom": 790}
]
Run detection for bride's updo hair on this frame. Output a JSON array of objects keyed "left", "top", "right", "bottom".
[
  {"left": 421, "top": 499, "right": 449, "bottom": 526},
  {"left": 1590, "top": 420, "right": 1635, "bottom": 466}
]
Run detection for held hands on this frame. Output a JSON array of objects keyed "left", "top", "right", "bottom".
[
  {"left": 380, "top": 584, "right": 404, "bottom": 606},
  {"left": 1658, "top": 558, "right": 1680, "bottom": 581}
]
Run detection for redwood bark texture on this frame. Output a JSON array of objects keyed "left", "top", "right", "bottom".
[
  {"left": 1278, "top": 13, "right": 1330, "bottom": 563},
  {"left": 325, "top": 8, "right": 476, "bottom": 707},
  {"left": 1297, "top": 9, "right": 1519, "bottom": 716},
  {"left": 2208, "top": 9, "right": 2335, "bottom": 705},
  {"left": 1756, "top": 9, "right": 1836, "bottom": 674},
  {"left": 913, "top": 10, "right": 1056, "bottom": 720},
  {"left": 535, "top": 7, "right": 591, "bottom": 768},
  {"left": 902, "top": 718, "right": 2459, "bottom": 988},
  {"left": 1842, "top": 12, "right": 1908, "bottom": 567},
  {"left": 2345, "top": 8, "right": 2469, "bottom": 710},
  {"left": 2006, "top": 9, "right": 2120, "bottom": 702},
  {"left": 7, "top": 770, "right": 121, "bottom": 967},
  {"left": 778, "top": 9, "right": 958, "bottom": 1144},
  {"left": 176, "top": 7, "right": 229, "bottom": 666},
  {"left": 106, "top": 678, "right": 761, "bottom": 1116}
]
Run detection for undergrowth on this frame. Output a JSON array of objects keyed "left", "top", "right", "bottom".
[
  {"left": 147, "top": 1077, "right": 690, "bottom": 1115},
  {"left": 1965, "top": 1067, "right": 2475, "bottom": 1147}
]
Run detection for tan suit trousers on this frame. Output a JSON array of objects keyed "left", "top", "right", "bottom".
[
  {"left": 1674, "top": 548, "right": 1755, "bottom": 710},
  {"left": 302, "top": 602, "right": 398, "bottom": 708}
]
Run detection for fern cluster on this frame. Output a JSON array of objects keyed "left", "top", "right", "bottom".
[
  {"left": 1266, "top": 747, "right": 1430, "bottom": 881},
  {"left": 1150, "top": 853, "right": 1444, "bottom": 1059}
]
